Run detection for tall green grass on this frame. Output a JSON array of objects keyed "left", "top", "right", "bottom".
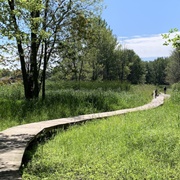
[
  {"left": 22, "top": 90, "right": 180, "bottom": 179},
  {"left": 0, "top": 83, "right": 23, "bottom": 100},
  {"left": 0, "top": 82, "right": 155, "bottom": 131},
  {"left": 46, "top": 80, "right": 131, "bottom": 92},
  {"left": 171, "top": 83, "right": 180, "bottom": 105}
]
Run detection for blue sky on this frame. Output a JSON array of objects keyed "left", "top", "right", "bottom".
[{"left": 102, "top": 0, "right": 180, "bottom": 61}]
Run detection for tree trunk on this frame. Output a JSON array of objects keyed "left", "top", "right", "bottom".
[
  {"left": 8, "top": 0, "right": 30, "bottom": 99},
  {"left": 28, "top": 11, "right": 40, "bottom": 99},
  {"left": 42, "top": 41, "right": 47, "bottom": 100},
  {"left": 17, "top": 43, "right": 30, "bottom": 99}
]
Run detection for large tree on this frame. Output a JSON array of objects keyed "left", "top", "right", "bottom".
[
  {"left": 55, "top": 15, "right": 97, "bottom": 81},
  {"left": 162, "top": 29, "right": 180, "bottom": 84},
  {"left": 113, "top": 46, "right": 129, "bottom": 81},
  {"left": 114, "top": 48, "right": 145, "bottom": 83},
  {"left": 144, "top": 61, "right": 155, "bottom": 84},
  {"left": 153, "top": 57, "right": 168, "bottom": 85},
  {"left": 0, "top": 0, "right": 103, "bottom": 99},
  {"left": 53, "top": 17, "right": 118, "bottom": 81},
  {"left": 166, "top": 49, "right": 180, "bottom": 84},
  {"left": 144, "top": 58, "right": 168, "bottom": 85}
]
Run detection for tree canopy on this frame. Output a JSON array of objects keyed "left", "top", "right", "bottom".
[{"left": 0, "top": 0, "right": 103, "bottom": 99}]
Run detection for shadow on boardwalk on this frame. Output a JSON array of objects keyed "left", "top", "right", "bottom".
[
  {"left": 0, "top": 93, "right": 170, "bottom": 180},
  {"left": 0, "top": 134, "right": 33, "bottom": 154}
]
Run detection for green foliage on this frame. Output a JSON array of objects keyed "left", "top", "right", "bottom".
[
  {"left": 172, "top": 82, "right": 180, "bottom": 91},
  {"left": 0, "top": 83, "right": 23, "bottom": 100},
  {"left": 22, "top": 90, "right": 180, "bottom": 179},
  {"left": 0, "top": 0, "right": 104, "bottom": 99},
  {"left": 166, "top": 49, "right": 180, "bottom": 84},
  {"left": 46, "top": 80, "right": 131, "bottom": 91},
  {"left": 171, "top": 91, "right": 180, "bottom": 105},
  {"left": 162, "top": 29, "right": 180, "bottom": 85},
  {"left": 0, "top": 82, "right": 154, "bottom": 131},
  {"left": 162, "top": 28, "right": 180, "bottom": 48},
  {"left": 0, "top": 68, "right": 11, "bottom": 78},
  {"left": 55, "top": 17, "right": 119, "bottom": 81},
  {"left": 171, "top": 83, "right": 180, "bottom": 104},
  {"left": 144, "top": 57, "right": 169, "bottom": 85},
  {"left": 53, "top": 42, "right": 146, "bottom": 83}
]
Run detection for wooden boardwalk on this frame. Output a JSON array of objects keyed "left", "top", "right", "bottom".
[{"left": 0, "top": 93, "right": 170, "bottom": 180}]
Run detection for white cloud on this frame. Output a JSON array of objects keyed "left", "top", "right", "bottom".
[{"left": 118, "top": 33, "right": 174, "bottom": 60}]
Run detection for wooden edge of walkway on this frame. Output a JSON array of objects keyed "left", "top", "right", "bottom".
[{"left": 0, "top": 93, "right": 170, "bottom": 180}]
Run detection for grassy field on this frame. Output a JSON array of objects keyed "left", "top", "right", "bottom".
[
  {"left": 20, "top": 84, "right": 180, "bottom": 179},
  {"left": 0, "top": 81, "right": 155, "bottom": 131},
  {"left": 1, "top": 81, "right": 178, "bottom": 179}
]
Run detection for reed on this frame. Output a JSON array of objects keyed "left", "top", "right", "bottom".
[{"left": 0, "top": 82, "right": 154, "bottom": 131}]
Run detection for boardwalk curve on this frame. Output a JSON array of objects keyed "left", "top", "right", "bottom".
[{"left": 0, "top": 93, "right": 170, "bottom": 180}]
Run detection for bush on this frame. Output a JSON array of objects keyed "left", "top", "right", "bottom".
[{"left": 172, "top": 82, "right": 180, "bottom": 92}]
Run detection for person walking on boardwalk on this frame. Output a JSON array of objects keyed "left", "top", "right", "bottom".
[
  {"left": 164, "top": 86, "right": 167, "bottom": 94},
  {"left": 155, "top": 89, "right": 158, "bottom": 98}
]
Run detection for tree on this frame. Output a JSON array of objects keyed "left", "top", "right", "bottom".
[
  {"left": 0, "top": 0, "right": 103, "bottom": 99},
  {"left": 162, "top": 28, "right": 180, "bottom": 48},
  {"left": 144, "top": 61, "right": 155, "bottom": 84},
  {"left": 166, "top": 49, "right": 180, "bottom": 84},
  {"left": 114, "top": 46, "right": 128, "bottom": 81},
  {"left": 144, "top": 58, "right": 168, "bottom": 85},
  {"left": 53, "top": 17, "right": 118, "bottom": 81},
  {"left": 56, "top": 15, "right": 96, "bottom": 81},
  {"left": 162, "top": 29, "right": 180, "bottom": 84},
  {"left": 114, "top": 48, "right": 144, "bottom": 83},
  {"left": 127, "top": 54, "right": 145, "bottom": 84},
  {"left": 153, "top": 57, "right": 168, "bottom": 85},
  {"left": 79, "top": 17, "right": 118, "bottom": 81},
  {"left": 96, "top": 24, "right": 117, "bottom": 80}
]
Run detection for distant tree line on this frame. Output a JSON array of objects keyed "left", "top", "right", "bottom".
[
  {"left": 50, "top": 17, "right": 180, "bottom": 85},
  {"left": 1, "top": 30, "right": 180, "bottom": 86},
  {"left": 50, "top": 18, "right": 144, "bottom": 84}
]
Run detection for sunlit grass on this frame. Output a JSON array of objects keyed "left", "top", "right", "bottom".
[
  {"left": 22, "top": 96, "right": 180, "bottom": 179},
  {"left": 1, "top": 81, "right": 179, "bottom": 179}
]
